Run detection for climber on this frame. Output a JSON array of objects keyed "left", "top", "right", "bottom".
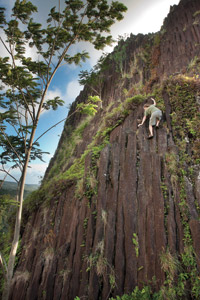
[{"left": 138, "top": 97, "right": 162, "bottom": 139}]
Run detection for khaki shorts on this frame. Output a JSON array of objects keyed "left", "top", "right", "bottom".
[{"left": 149, "top": 110, "right": 162, "bottom": 126}]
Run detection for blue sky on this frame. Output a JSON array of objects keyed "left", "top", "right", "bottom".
[{"left": 0, "top": 0, "right": 180, "bottom": 184}]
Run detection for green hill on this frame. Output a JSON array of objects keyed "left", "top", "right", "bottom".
[{"left": 0, "top": 181, "right": 39, "bottom": 198}]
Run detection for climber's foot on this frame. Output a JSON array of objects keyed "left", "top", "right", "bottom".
[{"left": 147, "top": 135, "right": 153, "bottom": 139}]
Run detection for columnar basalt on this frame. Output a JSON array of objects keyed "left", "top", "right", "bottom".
[{"left": 9, "top": 0, "right": 200, "bottom": 299}]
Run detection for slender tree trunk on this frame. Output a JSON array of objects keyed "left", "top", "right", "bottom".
[
  {"left": 2, "top": 93, "right": 42, "bottom": 299},
  {"left": 2, "top": 150, "right": 31, "bottom": 300},
  {"left": 1, "top": 40, "right": 78, "bottom": 298},
  {"left": 2, "top": 78, "right": 54, "bottom": 300}
]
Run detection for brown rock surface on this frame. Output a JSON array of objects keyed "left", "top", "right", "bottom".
[{"left": 9, "top": 0, "right": 200, "bottom": 299}]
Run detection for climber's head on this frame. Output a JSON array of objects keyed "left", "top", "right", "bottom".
[{"left": 143, "top": 104, "right": 151, "bottom": 110}]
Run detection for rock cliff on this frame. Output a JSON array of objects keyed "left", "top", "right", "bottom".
[{"left": 9, "top": 0, "right": 200, "bottom": 299}]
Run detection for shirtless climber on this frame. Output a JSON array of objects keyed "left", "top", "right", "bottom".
[{"left": 138, "top": 97, "right": 162, "bottom": 139}]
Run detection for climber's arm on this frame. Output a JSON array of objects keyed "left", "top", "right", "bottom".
[
  {"left": 151, "top": 97, "right": 156, "bottom": 105},
  {"left": 138, "top": 115, "right": 146, "bottom": 127}
]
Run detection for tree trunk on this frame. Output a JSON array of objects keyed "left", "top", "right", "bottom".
[
  {"left": 1, "top": 44, "right": 66, "bottom": 299},
  {"left": 2, "top": 157, "right": 29, "bottom": 300},
  {"left": 2, "top": 79, "right": 53, "bottom": 300}
]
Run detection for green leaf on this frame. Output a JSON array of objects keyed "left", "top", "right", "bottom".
[
  {"left": 77, "top": 102, "right": 98, "bottom": 116},
  {"left": 0, "top": 7, "right": 6, "bottom": 28},
  {"left": 12, "top": 0, "right": 37, "bottom": 24},
  {"left": 43, "top": 97, "right": 65, "bottom": 111},
  {"left": 7, "top": 69, "right": 12, "bottom": 77},
  {"left": 64, "top": 51, "right": 89, "bottom": 65}
]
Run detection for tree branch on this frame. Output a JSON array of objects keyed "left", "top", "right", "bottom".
[
  {"left": 34, "top": 108, "right": 78, "bottom": 144},
  {"left": 0, "top": 37, "right": 11, "bottom": 55},
  {"left": 12, "top": 97, "right": 26, "bottom": 143},
  {"left": 0, "top": 128, "right": 23, "bottom": 168},
  {"left": 0, "top": 168, "right": 18, "bottom": 184},
  {"left": 0, "top": 166, "right": 11, "bottom": 189},
  {"left": 8, "top": 39, "right": 34, "bottom": 123}
]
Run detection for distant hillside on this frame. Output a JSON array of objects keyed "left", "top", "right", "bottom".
[{"left": 0, "top": 181, "right": 39, "bottom": 198}]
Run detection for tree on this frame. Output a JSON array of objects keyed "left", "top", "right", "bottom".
[
  {"left": 0, "top": 0, "right": 127, "bottom": 299},
  {"left": 79, "top": 53, "right": 109, "bottom": 99}
]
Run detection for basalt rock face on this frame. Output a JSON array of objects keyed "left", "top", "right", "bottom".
[
  {"left": 157, "top": 0, "right": 200, "bottom": 77},
  {"left": 9, "top": 0, "right": 200, "bottom": 299}
]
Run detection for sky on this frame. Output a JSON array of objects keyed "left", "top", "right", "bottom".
[{"left": 0, "top": 0, "right": 180, "bottom": 185}]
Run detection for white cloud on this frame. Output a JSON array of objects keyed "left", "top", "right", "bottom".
[
  {"left": 32, "top": 87, "right": 63, "bottom": 118},
  {"left": 39, "top": 81, "right": 83, "bottom": 115},
  {"left": 110, "top": 0, "right": 180, "bottom": 37},
  {"left": 26, "top": 162, "right": 49, "bottom": 184},
  {"left": 44, "top": 81, "right": 83, "bottom": 107},
  {"left": 0, "top": 162, "right": 49, "bottom": 185},
  {"left": 78, "top": 0, "right": 180, "bottom": 69},
  {"left": 45, "top": 87, "right": 63, "bottom": 101},
  {"left": 64, "top": 80, "right": 83, "bottom": 105},
  {"left": 25, "top": 44, "right": 41, "bottom": 62},
  {"left": 128, "top": 0, "right": 180, "bottom": 35}
]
